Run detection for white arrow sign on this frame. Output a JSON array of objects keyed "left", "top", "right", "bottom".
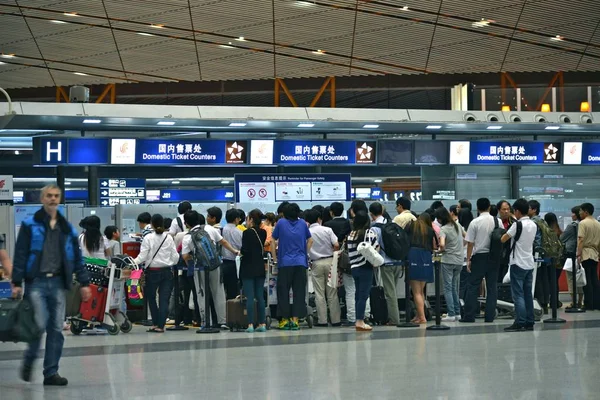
[
  {"left": 102, "top": 200, "right": 108, "bottom": 206},
  {"left": 101, "top": 181, "right": 108, "bottom": 186},
  {"left": 102, "top": 191, "right": 108, "bottom": 196}
]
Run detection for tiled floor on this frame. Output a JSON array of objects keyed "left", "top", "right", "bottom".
[{"left": 1, "top": 309, "right": 599, "bottom": 400}]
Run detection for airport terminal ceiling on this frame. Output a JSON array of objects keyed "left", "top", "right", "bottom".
[{"left": 0, "top": 0, "right": 600, "bottom": 89}]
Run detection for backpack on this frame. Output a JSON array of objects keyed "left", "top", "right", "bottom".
[
  {"left": 190, "top": 226, "right": 223, "bottom": 271},
  {"left": 489, "top": 218, "right": 507, "bottom": 261},
  {"left": 373, "top": 221, "right": 411, "bottom": 261},
  {"left": 533, "top": 218, "right": 563, "bottom": 259}
]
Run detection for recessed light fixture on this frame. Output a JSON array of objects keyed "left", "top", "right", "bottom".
[
  {"left": 171, "top": 180, "right": 180, "bottom": 185},
  {"left": 400, "top": 6, "right": 409, "bottom": 11},
  {"left": 1, "top": 54, "right": 16, "bottom": 59},
  {"left": 73, "top": 72, "right": 88, "bottom": 76},
  {"left": 0, "top": 62, "right": 5, "bottom": 65},
  {"left": 64, "top": 182, "right": 72, "bottom": 185},
  {"left": 63, "top": 12, "right": 78, "bottom": 17},
  {"left": 137, "top": 32, "right": 155, "bottom": 37},
  {"left": 486, "top": 125, "right": 503, "bottom": 130},
  {"left": 545, "top": 126, "right": 560, "bottom": 130},
  {"left": 229, "top": 122, "right": 247, "bottom": 127},
  {"left": 219, "top": 43, "right": 235, "bottom": 49},
  {"left": 363, "top": 124, "right": 379, "bottom": 129},
  {"left": 296, "top": 1, "right": 315, "bottom": 6},
  {"left": 298, "top": 123, "right": 315, "bottom": 128},
  {"left": 150, "top": 24, "right": 164, "bottom": 28},
  {"left": 157, "top": 121, "right": 176, "bottom": 126},
  {"left": 14, "top": 150, "right": 19, "bottom": 155},
  {"left": 550, "top": 35, "right": 564, "bottom": 41},
  {"left": 426, "top": 125, "right": 442, "bottom": 130},
  {"left": 472, "top": 19, "right": 493, "bottom": 28},
  {"left": 83, "top": 119, "right": 101, "bottom": 124},
  {"left": 51, "top": 20, "right": 68, "bottom": 24},
  {"left": 374, "top": 179, "right": 383, "bottom": 183},
  {"left": 221, "top": 180, "right": 230, "bottom": 184},
  {"left": 235, "top": 36, "right": 246, "bottom": 41},
  {"left": 312, "top": 49, "right": 325, "bottom": 55}
]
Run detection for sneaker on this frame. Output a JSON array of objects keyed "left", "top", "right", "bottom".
[
  {"left": 279, "top": 319, "right": 290, "bottom": 330},
  {"left": 255, "top": 326, "right": 267, "bottom": 332},
  {"left": 220, "top": 324, "right": 229, "bottom": 330},
  {"left": 442, "top": 315, "right": 457, "bottom": 322},
  {"left": 20, "top": 363, "right": 33, "bottom": 383},
  {"left": 524, "top": 324, "right": 535, "bottom": 331},
  {"left": 43, "top": 374, "right": 68, "bottom": 386},
  {"left": 289, "top": 321, "right": 300, "bottom": 331},
  {"left": 504, "top": 323, "right": 526, "bottom": 332},
  {"left": 245, "top": 326, "right": 255, "bottom": 333}
]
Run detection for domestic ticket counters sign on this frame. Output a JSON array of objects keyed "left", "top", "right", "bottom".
[
  {"left": 235, "top": 174, "right": 352, "bottom": 203},
  {"left": 450, "top": 141, "right": 562, "bottom": 165},
  {"left": 274, "top": 140, "right": 377, "bottom": 166}
]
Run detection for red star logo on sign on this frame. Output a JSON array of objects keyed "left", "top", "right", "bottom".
[{"left": 0, "top": 180, "right": 5, "bottom": 189}]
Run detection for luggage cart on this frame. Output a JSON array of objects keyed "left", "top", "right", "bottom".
[{"left": 69, "top": 257, "right": 134, "bottom": 336}]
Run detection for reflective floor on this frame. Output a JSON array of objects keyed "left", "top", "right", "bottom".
[{"left": 1, "top": 308, "right": 599, "bottom": 400}]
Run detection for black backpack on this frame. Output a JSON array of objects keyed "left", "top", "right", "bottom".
[
  {"left": 373, "top": 221, "right": 411, "bottom": 261},
  {"left": 489, "top": 218, "right": 506, "bottom": 261}
]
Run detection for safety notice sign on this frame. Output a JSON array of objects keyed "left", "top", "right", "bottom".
[{"left": 238, "top": 182, "right": 275, "bottom": 203}]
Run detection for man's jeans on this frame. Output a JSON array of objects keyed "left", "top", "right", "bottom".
[
  {"left": 441, "top": 263, "right": 462, "bottom": 317},
  {"left": 343, "top": 273, "right": 370, "bottom": 323},
  {"left": 510, "top": 264, "right": 534, "bottom": 326},
  {"left": 24, "top": 276, "right": 67, "bottom": 378}
]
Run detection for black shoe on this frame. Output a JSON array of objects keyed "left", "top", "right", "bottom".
[
  {"left": 43, "top": 374, "right": 68, "bottom": 386},
  {"left": 20, "top": 363, "right": 33, "bottom": 383},
  {"left": 543, "top": 307, "right": 549, "bottom": 315},
  {"left": 331, "top": 322, "right": 342, "bottom": 327},
  {"left": 504, "top": 324, "right": 526, "bottom": 332},
  {"left": 524, "top": 324, "right": 534, "bottom": 331},
  {"left": 484, "top": 319, "right": 494, "bottom": 323},
  {"left": 315, "top": 323, "right": 328, "bottom": 327},
  {"left": 459, "top": 319, "right": 475, "bottom": 323}
]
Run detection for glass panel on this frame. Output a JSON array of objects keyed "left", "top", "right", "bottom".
[
  {"left": 519, "top": 166, "right": 600, "bottom": 200},
  {"left": 455, "top": 166, "right": 511, "bottom": 200}
]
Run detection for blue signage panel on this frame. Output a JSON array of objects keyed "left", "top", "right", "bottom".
[
  {"left": 38, "top": 138, "right": 67, "bottom": 165},
  {"left": 135, "top": 139, "right": 247, "bottom": 165},
  {"left": 275, "top": 141, "right": 376, "bottom": 165},
  {"left": 370, "top": 187, "right": 382, "bottom": 200},
  {"left": 582, "top": 143, "right": 600, "bottom": 165},
  {"left": 464, "top": 142, "right": 561, "bottom": 165},
  {"left": 150, "top": 189, "right": 235, "bottom": 202},
  {"left": 68, "top": 139, "right": 110, "bottom": 165},
  {"left": 235, "top": 174, "right": 352, "bottom": 203},
  {"left": 99, "top": 178, "right": 146, "bottom": 207}
]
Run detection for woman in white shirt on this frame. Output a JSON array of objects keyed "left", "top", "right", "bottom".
[
  {"left": 134, "top": 214, "right": 180, "bottom": 333},
  {"left": 79, "top": 216, "right": 109, "bottom": 259}
]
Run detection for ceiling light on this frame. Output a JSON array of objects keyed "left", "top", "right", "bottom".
[
  {"left": 486, "top": 125, "right": 503, "bottom": 130},
  {"left": 1, "top": 54, "right": 16, "bottom": 59},
  {"left": 64, "top": 182, "right": 72, "bottom": 185},
  {"left": 229, "top": 122, "right": 247, "bottom": 127},
  {"left": 50, "top": 20, "right": 68, "bottom": 24},
  {"left": 14, "top": 150, "right": 19, "bottom": 155},
  {"left": 63, "top": 12, "right": 78, "bottom": 17},
  {"left": 221, "top": 180, "right": 230, "bottom": 184},
  {"left": 235, "top": 36, "right": 246, "bottom": 41},
  {"left": 298, "top": 123, "right": 315, "bottom": 128},
  {"left": 296, "top": 1, "right": 316, "bottom": 6},
  {"left": 374, "top": 179, "right": 382, "bottom": 183},
  {"left": 150, "top": 24, "right": 164, "bottom": 28},
  {"left": 83, "top": 119, "right": 101, "bottom": 124},
  {"left": 541, "top": 104, "right": 551, "bottom": 112},
  {"left": 0, "top": 62, "right": 5, "bottom": 65},
  {"left": 73, "top": 72, "right": 88, "bottom": 76},
  {"left": 312, "top": 49, "right": 325, "bottom": 55},
  {"left": 400, "top": 6, "right": 409, "bottom": 11},
  {"left": 550, "top": 35, "right": 564, "bottom": 41},
  {"left": 426, "top": 125, "right": 442, "bottom": 130},
  {"left": 581, "top": 101, "right": 591, "bottom": 112},
  {"left": 157, "top": 121, "right": 175, "bottom": 126},
  {"left": 363, "top": 124, "right": 379, "bottom": 129},
  {"left": 545, "top": 126, "right": 560, "bottom": 130},
  {"left": 501, "top": 105, "right": 511, "bottom": 112},
  {"left": 171, "top": 180, "right": 180, "bottom": 185},
  {"left": 472, "top": 19, "right": 492, "bottom": 28},
  {"left": 219, "top": 44, "right": 235, "bottom": 49},
  {"left": 137, "top": 32, "right": 155, "bottom": 37}
]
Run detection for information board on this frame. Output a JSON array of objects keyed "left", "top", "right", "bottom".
[
  {"left": 99, "top": 179, "right": 146, "bottom": 207},
  {"left": 132, "top": 139, "right": 248, "bottom": 166},
  {"left": 274, "top": 141, "right": 376, "bottom": 165},
  {"left": 235, "top": 174, "right": 351, "bottom": 203},
  {"left": 34, "top": 138, "right": 110, "bottom": 166},
  {"left": 450, "top": 141, "right": 562, "bottom": 165}
]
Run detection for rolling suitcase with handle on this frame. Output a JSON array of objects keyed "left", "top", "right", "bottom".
[
  {"left": 79, "top": 284, "right": 108, "bottom": 322},
  {"left": 226, "top": 295, "right": 257, "bottom": 331}
]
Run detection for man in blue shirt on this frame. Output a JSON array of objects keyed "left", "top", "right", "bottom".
[{"left": 271, "top": 203, "right": 313, "bottom": 330}]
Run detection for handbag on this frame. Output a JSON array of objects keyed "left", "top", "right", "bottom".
[
  {"left": 328, "top": 250, "right": 340, "bottom": 289},
  {"left": 576, "top": 266, "right": 587, "bottom": 287},
  {"left": 357, "top": 229, "right": 384, "bottom": 267},
  {"left": 0, "top": 297, "right": 43, "bottom": 343},
  {"left": 337, "top": 241, "right": 351, "bottom": 274}
]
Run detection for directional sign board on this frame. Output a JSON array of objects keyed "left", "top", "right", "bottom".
[{"left": 99, "top": 178, "right": 146, "bottom": 207}]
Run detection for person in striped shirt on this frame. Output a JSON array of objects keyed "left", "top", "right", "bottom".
[{"left": 346, "top": 210, "right": 379, "bottom": 332}]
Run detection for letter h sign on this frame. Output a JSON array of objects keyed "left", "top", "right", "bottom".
[{"left": 44, "top": 139, "right": 64, "bottom": 163}]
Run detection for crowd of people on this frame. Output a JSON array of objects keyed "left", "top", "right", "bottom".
[{"left": 5, "top": 184, "right": 600, "bottom": 384}]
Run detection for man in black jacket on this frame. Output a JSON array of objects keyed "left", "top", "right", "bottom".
[
  {"left": 12, "top": 185, "right": 91, "bottom": 386},
  {"left": 325, "top": 202, "right": 351, "bottom": 243}
]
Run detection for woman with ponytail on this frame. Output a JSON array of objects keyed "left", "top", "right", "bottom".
[{"left": 79, "top": 216, "right": 109, "bottom": 259}]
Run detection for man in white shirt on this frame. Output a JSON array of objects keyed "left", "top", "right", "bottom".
[
  {"left": 462, "top": 198, "right": 503, "bottom": 323},
  {"left": 181, "top": 211, "right": 239, "bottom": 329},
  {"left": 393, "top": 197, "right": 417, "bottom": 229},
  {"left": 501, "top": 198, "right": 538, "bottom": 332},
  {"left": 305, "top": 210, "right": 341, "bottom": 326},
  {"left": 370, "top": 202, "right": 403, "bottom": 325},
  {"left": 169, "top": 201, "right": 192, "bottom": 237}
]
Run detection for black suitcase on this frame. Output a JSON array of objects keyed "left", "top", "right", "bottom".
[
  {"left": 498, "top": 284, "right": 513, "bottom": 303},
  {"left": 369, "top": 285, "right": 388, "bottom": 325}
]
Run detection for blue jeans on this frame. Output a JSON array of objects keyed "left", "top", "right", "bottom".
[
  {"left": 510, "top": 265, "right": 534, "bottom": 326},
  {"left": 441, "top": 263, "right": 462, "bottom": 317},
  {"left": 24, "top": 276, "right": 67, "bottom": 378},
  {"left": 351, "top": 266, "right": 373, "bottom": 321},
  {"left": 145, "top": 268, "right": 174, "bottom": 329},
  {"left": 242, "top": 277, "right": 266, "bottom": 325}
]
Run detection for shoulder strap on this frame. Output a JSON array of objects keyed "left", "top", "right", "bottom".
[
  {"left": 494, "top": 217, "right": 499, "bottom": 229},
  {"left": 510, "top": 221, "right": 523, "bottom": 256},
  {"left": 177, "top": 216, "right": 184, "bottom": 231},
  {"left": 251, "top": 227, "right": 263, "bottom": 252}
]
